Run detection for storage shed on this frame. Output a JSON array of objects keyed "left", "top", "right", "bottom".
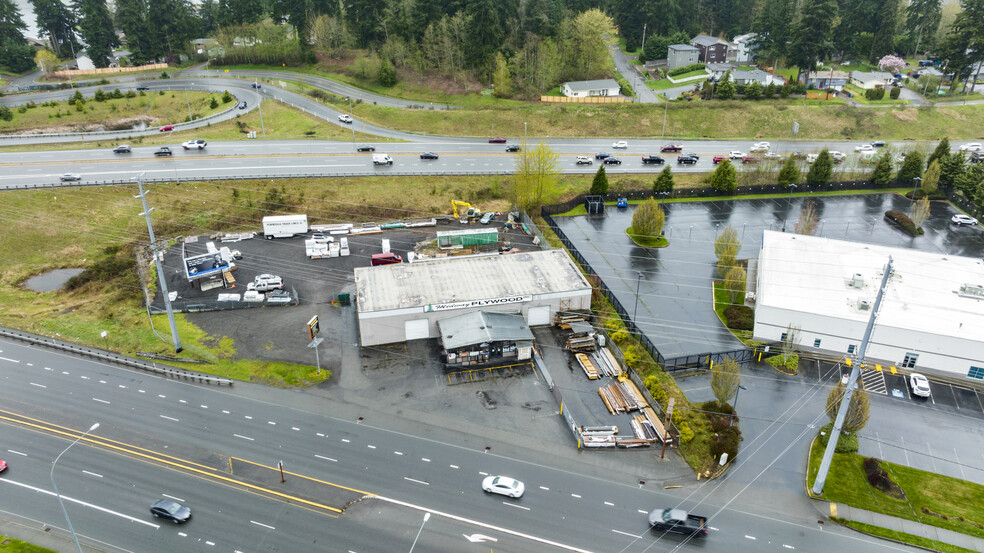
[
  {"left": 354, "top": 250, "right": 592, "bottom": 346},
  {"left": 438, "top": 311, "right": 535, "bottom": 366},
  {"left": 436, "top": 228, "right": 498, "bottom": 249}
]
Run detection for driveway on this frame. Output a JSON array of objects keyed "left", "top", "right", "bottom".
[{"left": 608, "top": 45, "right": 659, "bottom": 103}]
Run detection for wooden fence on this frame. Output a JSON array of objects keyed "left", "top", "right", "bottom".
[
  {"left": 540, "top": 95, "right": 631, "bottom": 104},
  {"left": 54, "top": 63, "right": 169, "bottom": 78}
]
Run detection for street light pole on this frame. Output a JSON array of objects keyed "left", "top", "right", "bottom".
[
  {"left": 909, "top": 177, "right": 922, "bottom": 215},
  {"left": 729, "top": 385, "right": 746, "bottom": 428},
  {"left": 661, "top": 93, "right": 668, "bottom": 138},
  {"left": 782, "top": 183, "right": 797, "bottom": 231},
  {"left": 184, "top": 87, "right": 192, "bottom": 121},
  {"left": 408, "top": 512, "right": 431, "bottom": 553},
  {"left": 51, "top": 422, "right": 100, "bottom": 553},
  {"left": 633, "top": 271, "right": 643, "bottom": 321}
]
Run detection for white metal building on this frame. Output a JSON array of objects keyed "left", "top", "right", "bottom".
[
  {"left": 354, "top": 250, "right": 592, "bottom": 346},
  {"left": 753, "top": 231, "right": 984, "bottom": 381}
]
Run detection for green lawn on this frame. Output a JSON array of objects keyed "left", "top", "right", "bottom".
[
  {"left": 839, "top": 521, "right": 980, "bottom": 553},
  {"left": 648, "top": 78, "right": 699, "bottom": 91},
  {"left": 807, "top": 438, "right": 984, "bottom": 539},
  {"left": 844, "top": 84, "right": 909, "bottom": 105},
  {"left": 668, "top": 69, "right": 708, "bottom": 81},
  {"left": 0, "top": 535, "right": 57, "bottom": 553}
]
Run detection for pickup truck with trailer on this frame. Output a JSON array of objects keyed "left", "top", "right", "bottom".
[
  {"left": 648, "top": 508, "right": 708, "bottom": 537},
  {"left": 642, "top": 155, "right": 665, "bottom": 165}
]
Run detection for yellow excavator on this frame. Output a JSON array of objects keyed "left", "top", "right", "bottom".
[{"left": 452, "top": 200, "right": 481, "bottom": 220}]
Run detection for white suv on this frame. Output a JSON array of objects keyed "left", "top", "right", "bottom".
[
  {"left": 248, "top": 274, "right": 284, "bottom": 292},
  {"left": 338, "top": 114, "right": 353, "bottom": 124},
  {"left": 575, "top": 156, "right": 593, "bottom": 165}
]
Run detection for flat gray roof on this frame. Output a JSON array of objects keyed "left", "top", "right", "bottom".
[
  {"left": 438, "top": 311, "right": 534, "bottom": 349},
  {"left": 563, "top": 79, "right": 620, "bottom": 92},
  {"left": 669, "top": 44, "right": 699, "bottom": 52},
  {"left": 355, "top": 249, "right": 592, "bottom": 313}
]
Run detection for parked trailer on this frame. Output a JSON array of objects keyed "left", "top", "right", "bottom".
[{"left": 262, "top": 215, "right": 308, "bottom": 239}]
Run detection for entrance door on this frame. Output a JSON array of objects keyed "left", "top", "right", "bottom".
[
  {"left": 527, "top": 305, "right": 550, "bottom": 326},
  {"left": 404, "top": 319, "right": 430, "bottom": 341}
]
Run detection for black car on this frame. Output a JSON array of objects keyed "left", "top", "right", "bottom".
[
  {"left": 357, "top": 145, "right": 376, "bottom": 152},
  {"left": 251, "top": 82, "right": 262, "bottom": 88},
  {"left": 603, "top": 157, "right": 622, "bottom": 165},
  {"left": 595, "top": 152, "right": 612, "bottom": 160},
  {"left": 505, "top": 145, "right": 521, "bottom": 152},
  {"left": 677, "top": 154, "right": 699, "bottom": 164},
  {"left": 136, "top": 85, "right": 150, "bottom": 91},
  {"left": 154, "top": 147, "right": 173, "bottom": 157},
  {"left": 642, "top": 155, "right": 665, "bottom": 165},
  {"left": 112, "top": 145, "right": 132, "bottom": 154},
  {"left": 420, "top": 152, "right": 439, "bottom": 159},
  {"left": 872, "top": 140, "right": 886, "bottom": 147},
  {"left": 150, "top": 499, "right": 191, "bottom": 523}
]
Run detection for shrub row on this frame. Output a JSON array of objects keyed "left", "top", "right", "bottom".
[
  {"left": 668, "top": 63, "right": 705, "bottom": 77},
  {"left": 884, "top": 210, "right": 924, "bottom": 236}
]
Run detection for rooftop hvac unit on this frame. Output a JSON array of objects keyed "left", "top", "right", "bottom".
[
  {"left": 958, "top": 283, "right": 984, "bottom": 299},
  {"left": 857, "top": 299, "right": 872, "bottom": 312},
  {"left": 848, "top": 273, "right": 864, "bottom": 289}
]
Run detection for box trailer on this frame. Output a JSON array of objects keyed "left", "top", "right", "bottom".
[{"left": 263, "top": 215, "right": 308, "bottom": 239}]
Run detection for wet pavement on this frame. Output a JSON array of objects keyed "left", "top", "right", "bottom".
[{"left": 553, "top": 193, "right": 984, "bottom": 361}]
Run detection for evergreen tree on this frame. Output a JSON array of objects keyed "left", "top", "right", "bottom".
[
  {"left": 777, "top": 155, "right": 800, "bottom": 186},
  {"left": 806, "top": 150, "right": 833, "bottom": 186},
  {"left": 922, "top": 160, "right": 941, "bottom": 193},
  {"left": 377, "top": 56, "right": 397, "bottom": 86},
  {"left": 198, "top": 0, "right": 218, "bottom": 34},
  {"left": 29, "top": 0, "right": 80, "bottom": 57},
  {"left": 272, "top": 0, "right": 314, "bottom": 51},
  {"left": 745, "top": 80, "right": 763, "bottom": 100},
  {"left": 716, "top": 71, "right": 735, "bottom": 99},
  {"left": 114, "top": 0, "right": 151, "bottom": 63},
  {"left": 870, "top": 153, "right": 894, "bottom": 186},
  {"left": 938, "top": 153, "right": 967, "bottom": 190},
  {"left": 147, "top": 0, "right": 198, "bottom": 62},
  {"left": 764, "top": 82, "right": 776, "bottom": 98},
  {"left": 217, "top": 0, "right": 264, "bottom": 27},
  {"left": 653, "top": 166, "right": 674, "bottom": 193},
  {"left": 789, "top": 0, "right": 839, "bottom": 77},
  {"left": 0, "top": 0, "right": 27, "bottom": 45},
  {"left": 905, "top": 0, "right": 942, "bottom": 55},
  {"left": 1, "top": 39, "right": 35, "bottom": 72},
  {"left": 897, "top": 151, "right": 925, "bottom": 185},
  {"left": 927, "top": 137, "right": 950, "bottom": 168},
  {"left": 590, "top": 165, "right": 609, "bottom": 195},
  {"left": 939, "top": 0, "right": 984, "bottom": 89},
  {"left": 710, "top": 159, "right": 737, "bottom": 192},
  {"left": 753, "top": 0, "right": 795, "bottom": 64},
  {"left": 465, "top": 0, "right": 508, "bottom": 73},
  {"left": 74, "top": 0, "right": 119, "bottom": 67},
  {"left": 871, "top": 0, "right": 901, "bottom": 59}
]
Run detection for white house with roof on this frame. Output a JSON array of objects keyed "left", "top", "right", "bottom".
[
  {"left": 729, "top": 33, "right": 758, "bottom": 63},
  {"left": 800, "top": 70, "right": 849, "bottom": 91},
  {"left": 850, "top": 71, "right": 894, "bottom": 89},
  {"left": 560, "top": 79, "right": 621, "bottom": 98},
  {"left": 731, "top": 69, "right": 785, "bottom": 87},
  {"left": 752, "top": 231, "right": 984, "bottom": 382}
]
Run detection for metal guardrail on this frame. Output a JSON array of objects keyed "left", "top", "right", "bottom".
[{"left": 0, "top": 326, "right": 234, "bottom": 386}]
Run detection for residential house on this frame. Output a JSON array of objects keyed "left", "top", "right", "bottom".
[
  {"left": 667, "top": 44, "right": 700, "bottom": 69},
  {"left": 561, "top": 79, "right": 621, "bottom": 98},
  {"left": 800, "top": 70, "right": 849, "bottom": 91},
  {"left": 705, "top": 62, "right": 736, "bottom": 82},
  {"left": 850, "top": 71, "right": 894, "bottom": 89},
  {"left": 691, "top": 34, "right": 729, "bottom": 63},
  {"left": 729, "top": 33, "right": 758, "bottom": 63},
  {"left": 731, "top": 69, "right": 785, "bottom": 87}
]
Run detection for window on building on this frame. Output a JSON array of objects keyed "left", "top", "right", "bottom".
[
  {"left": 847, "top": 345, "right": 856, "bottom": 354},
  {"left": 901, "top": 353, "right": 918, "bottom": 369},
  {"left": 814, "top": 339, "right": 822, "bottom": 348},
  {"left": 969, "top": 367, "right": 984, "bottom": 380},
  {"left": 780, "top": 332, "right": 787, "bottom": 341}
]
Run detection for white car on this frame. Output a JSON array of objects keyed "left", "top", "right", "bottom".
[
  {"left": 806, "top": 153, "right": 819, "bottom": 163},
  {"left": 909, "top": 373, "right": 931, "bottom": 397},
  {"left": 60, "top": 173, "right": 81, "bottom": 181},
  {"left": 959, "top": 143, "right": 982, "bottom": 152},
  {"left": 764, "top": 152, "right": 782, "bottom": 159},
  {"left": 338, "top": 114, "right": 353, "bottom": 124},
  {"left": 855, "top": 144, "right": 875, "bottom": 152},
  {"left": 575, "top": 156, "right": 593, "bottom": 165},
  {"left": 896, "top": 153, "right": 908, "bottom": 163},
  {"left": 750, "top": 142, "right": 770, "bottom": 152},
  {"left": 951, "top": 214, "right": 979, "bottom": 225},
  {"left": 729, "top": 151, "right": 745, "bottom": 159},
  {"left": 482, "top": 475, "right": 525, "bottom": 498},
  {"left": 829, "top": 150, "right": 846, "bottom": 162},
  {"left": 612, "top": 141, "right": 628, "bottom": 149},
  {"left": 182, "top": 139, "right": 207, "bottom": 150}
]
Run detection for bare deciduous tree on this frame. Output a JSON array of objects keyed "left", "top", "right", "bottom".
[
  {"left": 714, "top": 226, "right": 741, "bottom": 279},
  {"left": 780, "top": 324, "right": 800, "bottom": 358},
  {"left": 510, "top": 140, "right": 560, "bottom": 214},
  {"left": 825, "top": 382, "right": 871, "bottom": 434},
  {"left": 795, "top": 199, "right": 819, "bottom": 235},
  {"left": 909, "top": 197, "right": 931, "bottom": 228},
  {"left": 711, "top": 357, "right": 741, "bottom": 404},
  {"left": 724, "top": 266, "right": 747, "bottom": 303}
]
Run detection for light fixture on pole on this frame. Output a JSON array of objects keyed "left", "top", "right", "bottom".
[
  {"left": 51, "top": 422, "right": 100, "bottom": 553},
  {"left": 909, "top": 177, "right": 922, "bottom": 215},
  {"left": 408, "top": 512, "right": 431, "bottom": 553},
  {"left": 185, "top": 86, "right": 193, "bottom": 120},
  {"left": 782, "top": 183, "right": 797, "bottom": 231},
  {"left": 729, "top": 385, "right": 746, "bottom": 428},
  {"left": 633, "top": 271, "right": 643, "bottom": 321}
]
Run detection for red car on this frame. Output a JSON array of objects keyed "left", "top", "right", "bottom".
[
  {"left": 159, "top": 125, "right": 175, "bottom": 132},
  {"left": 661, "top": 144, "right": 683, "bottom": 152},
  {"left": 742, "top": 156, "right": 761, "bottom": 164},
  {"left": 0, "top": 459, "right": 7, "bottom": 472},
  {"left": 712, "top": 155, "right": 727, "bottom": 164},
  {"left": 488, "top": 137, "right": 507, "bottom": 143}
]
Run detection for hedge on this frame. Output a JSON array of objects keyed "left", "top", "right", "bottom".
[
  {"left": 884, "top": 210, "right": 924, "bottom": 236},
  {"left": 668, "top": 63, "right": 705, "bottom": 77}
]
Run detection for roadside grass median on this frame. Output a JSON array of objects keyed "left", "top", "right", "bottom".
[
  {"left": 843, "top": 84, "right": 909, "bottom": 106},
  {"left": 0, "top": 535, "right": 57, "bottom": 553},
  {"left": 807, "top": 438, "right": 984, "bottom": 540},
  {"left": 836, "top": 520, "right": 980, "bottom": 553}
]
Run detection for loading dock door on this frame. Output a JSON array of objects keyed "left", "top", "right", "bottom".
[
  {"left": 527, "top": 306, "right": 550, "bottom": 326},
  {"left": 405, "top": 319, "right": 430, "bottom": 341}
]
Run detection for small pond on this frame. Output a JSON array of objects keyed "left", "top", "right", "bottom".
[{"left": 24, "top": 268, "right": 84, "bottom": 292}]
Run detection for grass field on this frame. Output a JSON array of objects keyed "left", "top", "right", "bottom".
[
  {"left": 839, "top": 520, "right": 979, "bottom": 553},
  {"left": 807, "top": 438, "right": 984, "bottom": 539},
  {"left": 0, "top": 535, "right": 57, "bottom": 553},
  {"left": 647, "top": 79, "right": 695, "bottom": 91},
  {"left": 844, "top": 84, "right": 910, "bottom": 106},
  {"left": 668, "top": 69, "right": 708, "bottom": 81}
]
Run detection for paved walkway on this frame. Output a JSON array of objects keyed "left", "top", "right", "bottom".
[{"left": 815, "top": 500, "right": 984, "bottom": 552}]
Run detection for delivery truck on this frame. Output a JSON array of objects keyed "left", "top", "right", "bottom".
[{"left": 262, "top": 215, "right": 308, "bottom": 239}]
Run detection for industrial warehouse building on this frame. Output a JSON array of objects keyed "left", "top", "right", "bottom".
[
  {"left": 753, "top": 231, "right": 984, "bottom": 381},
  {"left": 354, "top": 250, "right": 592, "bottom": 347}
]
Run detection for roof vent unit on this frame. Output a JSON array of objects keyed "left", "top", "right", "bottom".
[
  {"left": 958, "top": 283, "right": 984, "bottom": 299},
  {"left": 848, "top": 273, "right": 864, "bottom": 289},
  {"left": 857, "top": 299, "right": 872, "bottom": 312}
]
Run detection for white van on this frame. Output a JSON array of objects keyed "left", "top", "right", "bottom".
[
  {"left": 372, "top": 154, "right": 393, "bottom": 166},
  {"left": 381, "top": 238, "right": 391, "bottom": 254},
  {"left": 339, "top": 237, "right": 350, "bottom": 256}
]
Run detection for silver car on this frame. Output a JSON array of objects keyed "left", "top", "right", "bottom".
[{"left": 60, "top": 173, "right": 81, "bottom": 182}]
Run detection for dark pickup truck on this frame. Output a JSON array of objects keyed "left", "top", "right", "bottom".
[
  {"left": 642, "top": 155, "right": 665, "bottom": 165},
  {"left": 648, "top": 508, "right": 708, "bottom": 537},
  {"left": 154, "top": 147, "right": 173, "bottom": 157}
]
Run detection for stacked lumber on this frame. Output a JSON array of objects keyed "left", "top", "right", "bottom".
[
  {"left": 641, "top": 407, "right": 667, "bottom": 443},
  {"left": 618, "top": 377, "right": 648, "bottom": 411},
  {"left": 581, "top": 434, "right": 616, "bottom": 448},
  {"left": 598, "top": 381, "right": 645, "bottom": 415},
  {"left": 566, "top": 335, "right": 596, "bottom": 352},
  {"left": 554, "top": 311, "right": 587, "bottom": 330},
  {"left": 599, "top": 347, "right": 624, "bottom": 377},
  {"left": 576, "top": 353, "right": 599, "bottom": 380}
]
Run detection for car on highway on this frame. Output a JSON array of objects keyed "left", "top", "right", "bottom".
[
  {"left": 159, "top": 125, "right": 174, "bottom": 132},
  {"left": 677, "top": 154, "right": 699, "bottom": 164},
  {"left": 712, "top": 155, "right": 727, "bottom": 164},
  {"left": 0, "top": 458, "right": 6, "bottom": 472},
  {"left": 829, "top": 150, "right": 847, "bottom": 163},
  {"left": 896, "top": 153, "right": 908, "bottom": 163},
  {"left": 648, "top": 508, "right": 708, "bottom": 537},
  {"left": 959, "top": 143, "right": 982, "bottom": 152},
  {"left": 251, "top": 82, "right": 262, "bottom": 88},
  {"left": 154, "top": 147, "right": 173, "bottom": 157},
  {"left": 239, "top": 101, "right": 248, "bottom": 109},
  {"left": 575, "top": 156, "right": 593, "bottom": 165},
  {"left": 951, "top": 214, "right": 979, "bottom": 225},
  {"left": 338, "top": 114, "right": 353, "bottom": 123},
  {"left": 419, "top": 152, "right": 439, "bottom": 160},
  {"left": 729, "top": 151, "right": 745, "bottom": 159},
  {"left": 855, "top": 144, "right": 875, "bottom": 152},
  {"left": 750, "top": 142, "right": 770, "bottom": 152},
  {"left": 661, "top": 144, "right": 683, "bottom": 152},
  {"left": 60, "top": 173, "right": 81, "bottom": 181},
  {"left": 872, "top": 140, "right": 887, "bottom": 147},
  {"left": 136, "top": 85, "right": 150, "bottom": 91},
  {"left": 357, "top": 145, "right": 376, "bottom": 152},
  {"left": 506, "top": 145, "right": 521, "bottom": 152},
  {"left": 641, "top": 155, "right": 665, "bottom": 165},
  {"left": 603, "top": 157, "right": 622, "bottom": 165},
  {"left": 482, "top": 475, "right": 524, "bottom": 498},
  {"left": 150, "top": 499, "right": 192, "bottom": 524},
  {"left": 488, "top": 137, "right": 507, "bottom": 143},
  {"left": 612, "top": 140, "right": 628, "bottom": 149},
  {"left": 764, "top": 152, "right": 782, "bottom": 159},
  {"left": 806, "top": 153, "right": 819, "bottom": 163},
  {"left": 595, "top": 152, "right": 612, "bottom": 160},
  {"left": 112, "top": 145, "right": 132, "bottom": 154},
  {"left": 909, "top": 373, "right": 931, "bottom": 397},
  {"left": 182, "top": 139, "right": 207, "bottom": 150},
  {"left": 742, "top": 156, "right": 761, "bottom": 164}
]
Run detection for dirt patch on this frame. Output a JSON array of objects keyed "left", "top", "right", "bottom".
[
  {"left": 8, "top": 115, "right": 156, "bottom": 135},
  {"left": 891, "top": 109, "right": 918, "bottom": 122},
  {"left": 477, "top": 390, "right": 497, "bottom": 409}
]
